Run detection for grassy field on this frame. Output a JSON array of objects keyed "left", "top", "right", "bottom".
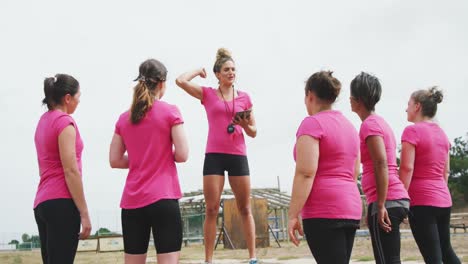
[{"left": 1, "top": 233, "right": 467, "bottom": 263}]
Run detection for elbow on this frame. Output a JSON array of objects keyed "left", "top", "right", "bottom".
[
  {"left": 109, "top": 157, "right": 120, "bottom": 168},
  {"left": 174, "top": 150, "right": 189, "bottom": 163},
  {"left": 63, "top": 167, "right": 80, "bottom": 178},
  {"left": 247, "top": 128, "right": 257, "bottom": 138},
  {"left": 175, "top": 78, "right": 185, "bottom": 88},
  {"left": 354, "top": 172, "right": 360, "bottom": 182},
  {"left": 373, "top": 159, "right": 388, "bottom": 170},
  {"left": 400, "top": 165, "right": 414, "bottom": 176},
  {"left": 399, "top": 162, "right": 414, "bottom": 178},
  {"left": 399, "top": 166, "right": 414, "bottom": 190},
  {"left": 175, "top": 156, "right": 188, "bottom": 163},
  {"left": 300, "top": 169, "right": 317, "bottom": 179}
]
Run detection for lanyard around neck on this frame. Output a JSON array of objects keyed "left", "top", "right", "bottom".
[{"left": 220, "top": 87, "right": 235, "bottom": 121}]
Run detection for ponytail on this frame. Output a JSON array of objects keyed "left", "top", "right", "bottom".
[
  {"left": 130, "top": 80, "right": 156, "bottom": 124},
  {"left": 42, "top": 77, "right": 56, "bottom": 110},
  {"left": 129, "top": 59, "right": 167, "bottom": 123}
]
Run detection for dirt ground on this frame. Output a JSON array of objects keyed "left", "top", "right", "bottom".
[{"left": 1, "top": 233, "right": 467, "bottom": 263}]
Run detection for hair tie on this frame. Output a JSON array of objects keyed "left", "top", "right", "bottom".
[
  {"left": 133, "top": 75, "right": 147, "bottom": 82},
  {"left": 53, "top": 76, "right": 57, "bottom": 83}
]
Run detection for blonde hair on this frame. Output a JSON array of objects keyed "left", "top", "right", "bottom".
[
  {"left": 213, "top": 48, "right": 234, "bottom": 73},
  {"left": 411, "top": 86, "right": 443, "bottom": 118},
  {"left": 130, "top": 81, "right": 156, "bottom": 124}
]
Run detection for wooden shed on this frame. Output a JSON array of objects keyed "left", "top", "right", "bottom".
[
  {"left": 179, "top": 188, "right": 291, "bottom": 248},
  {"left": 222, "top": 198, "right": 269, "bottom": 248}
]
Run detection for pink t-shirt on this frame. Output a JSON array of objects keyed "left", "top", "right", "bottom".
[
  {"left": 294, "top": 110, "right": 362, "bottom": 220},
  {"left": 34, "top": 110, "right": 83, "bottom": 208},
  {"left": 401, "top": 122, "right": 451, "bottom": 207},
  {"left": 360, "top": 114, "right": 409, "bottom": 204},
  {"left": 201, "top": 87, "right": 253, "bottom": 155},
  {"left": 115, "top": 101, "right": 184, "bottom": 209}
]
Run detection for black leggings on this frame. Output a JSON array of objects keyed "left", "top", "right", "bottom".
[
  {"left": 34, "top": 199, "right": 80, "bottom": 264},
  {"left": 409, "top": 206, "right": 461, "bottom": 264},
  {"left": 303, "top": 219, "right": 358, "bottom": 264},
  {"left": 367, "top": 206, "right": 408, "bottom": 264}
]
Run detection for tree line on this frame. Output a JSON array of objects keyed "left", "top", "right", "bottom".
[
  {"left": 8, "top": 227, "right": 120, "bottom": 249},
  {"left": 449, "top": 136, "right": 468, "bottom": 203}
]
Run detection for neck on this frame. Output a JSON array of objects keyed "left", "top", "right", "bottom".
[
  {"left": 310, "top": 104, "right": 332, "bottom": 115},
  {"left": 53, "top": 105, "right": 69, "bottom": 114},
  {"left": 413, "top": 115, "right": 432, "bottom": 123},
  {"left": 154, "top": 92, "right": 162, "bottom": 100},
  {"left": 357, "top": 110, "right": 373, "bottom": 121},
  {"left": 219, "top": 84, "right": 233, "bottom": 93}
]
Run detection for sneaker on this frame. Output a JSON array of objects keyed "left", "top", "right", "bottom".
[{"left": 249, "top": 259, "right": 258, "bottom": 264}]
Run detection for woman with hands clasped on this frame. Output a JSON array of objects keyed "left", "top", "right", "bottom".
[
  {"left": 288, "top": 71, "right": 362, "bottom": 264},
  {"left": 350, "top": 72, "right": 409, "bottom": 264},
  {"left": 176, "top": 48, "right": 257, "bottom": 264}
]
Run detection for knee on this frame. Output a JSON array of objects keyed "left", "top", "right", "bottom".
[
  {"left": 205, "top": 206, "right": 220, "bottom": 218},
  {"left": 237, "top": 205, "right": 252, "bottom": 217},
  {"left": 441, "top": 246, "right": 459, "bottom": 263}
]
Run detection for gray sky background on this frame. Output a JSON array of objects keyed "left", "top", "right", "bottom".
[{"left": 1, "top": 0, "right": 467, "bottom": 241}]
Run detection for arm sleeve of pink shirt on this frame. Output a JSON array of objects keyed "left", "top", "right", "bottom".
[
  {"left": 296, "top": 117, "right": 323, "bottom": 140},
  {"left": 244, "top": 92, "right": 253, "bottom": 109},
  {"left": 170, "top": 105, "right": 184, "bottom": 126},
  {"left": 360, "top": 118, "right": 383, "bottom": 140},
  {"left": 401, "top": 125, "right": 418, "bottom": 146},
  {"left": 201, "top": 86, "right": 210, "bottom": 105},
  {"left": 114, "top": 116, "right": 122, "bottom": 135},
  {"left": 54, "top": 115, "right": 75, "bottom": 137}
]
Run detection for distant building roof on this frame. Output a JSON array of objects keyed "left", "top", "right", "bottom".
[{"left": 180, "top": 188, "right": 291, "bottom": 213}]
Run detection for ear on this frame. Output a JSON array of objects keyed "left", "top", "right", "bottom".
[
  {"left": 414, "top": 102, "right": 422, "bottom": 112},
  {"left": 157, "top": 81, "right": 165, "bottom": 90},
  {"left": 354, "top": 97, "right": 362, "bottom": 107},
  {"left": 63, "top": 94, "right": 72, "bottom": 105},
  {"left": 307, "top": 91, "right": 315, "bottom": 103},
  {"left": 215, "top": 72, "right": 221, "bottom": 80}
]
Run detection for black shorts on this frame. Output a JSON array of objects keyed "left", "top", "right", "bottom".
[
  {"left": 203, "top": 153, "right": 250, "bottom": 176},
  {"left": 121, "top": 199, "right": 182, "bottom": 254}
]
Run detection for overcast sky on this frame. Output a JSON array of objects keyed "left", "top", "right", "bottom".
[{"left": 1, "top": 0, "right": 467, "bottom": 241}]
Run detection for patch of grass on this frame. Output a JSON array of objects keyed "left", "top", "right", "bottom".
[
  {"left": 258, "top": 247, "right": 269, "bottom": 256},
  {"left": 403, "top": 256, "right": 420, "bottom": 261},
  {"left": 355, "top": 256, "right": 374, "bottom": 261},
  {"left": 12, "top": 255, "right": 23, "bottom": 264},
  {"left": 277, "top": 255, "right": 299, "bottom": 260}
]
